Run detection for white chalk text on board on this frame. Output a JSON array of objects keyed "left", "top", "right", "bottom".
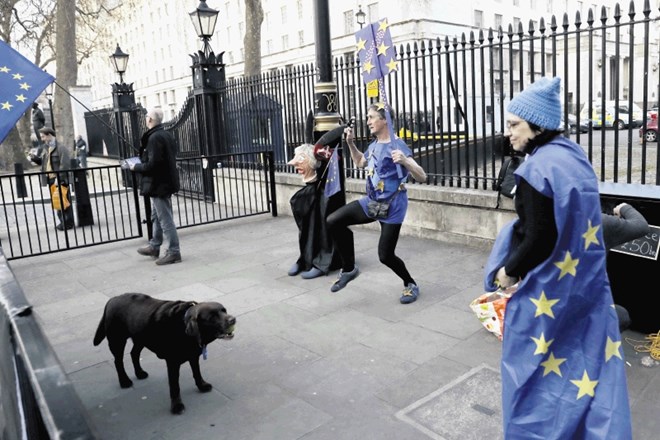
[{"left": 610, "top": 224, "right": 660, "bottom": 261}]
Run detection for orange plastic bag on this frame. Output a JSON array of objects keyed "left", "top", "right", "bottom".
[
  {"left": 50, "top": 184, "right": 71, "bottom": 211},
  {"left": 469, "top": 284, "right": 517, "bottom": 341}
]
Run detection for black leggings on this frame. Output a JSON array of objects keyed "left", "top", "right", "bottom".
[{"left": 327, "top": 201, "right": 415, "bottom": 286}]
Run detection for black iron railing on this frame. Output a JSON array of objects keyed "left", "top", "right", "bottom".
[{"left": 0, "top": 151, "right": 276, "bottom": 260}]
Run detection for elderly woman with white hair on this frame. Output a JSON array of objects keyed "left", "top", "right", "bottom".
[{"left": 286, "top": 143, "right": 342, "bottom": 279}]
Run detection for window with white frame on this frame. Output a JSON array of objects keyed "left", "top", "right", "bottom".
[
  {"left": 367, "top": 3, "right": 378, "bottom": 23},
  {"left": 297, "top": 0, "right": 303, "bottom": 19},
  {"left": 267, "top": 40, "right": 272, "bottom": 54},
  {"left": 474, "top": 10, "right": 483, "bottom": 28},
  {"left": 495, "top": 14, "right": 503, "bottom": 29},
  {"left": 282, "top": 34, "right": 289, "bottom": 50},
  {"left": 281, "top": 5, "right": 287, "bottom": 24},
  {"left": 298, "top": 30, "right": 304, "bottom": 46},
  {"left": 344, "top": 10, "right": 354, "bottom": 34}
]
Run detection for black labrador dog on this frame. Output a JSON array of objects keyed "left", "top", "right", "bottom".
[{"left": 93, "top": 293, "right": 235, "bottom": 414}]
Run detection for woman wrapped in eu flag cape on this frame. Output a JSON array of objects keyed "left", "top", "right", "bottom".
[{"left": 484, "top": 77, "right": 632, "bottom": 439}]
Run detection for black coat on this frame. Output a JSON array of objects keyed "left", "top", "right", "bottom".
[{"left": 133, "top": 125, "right": 179, "bottom": 198}]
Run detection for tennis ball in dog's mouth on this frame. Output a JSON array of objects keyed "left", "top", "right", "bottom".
[{"left": 227, "top": 324, "right": 235, "bottom": 334}]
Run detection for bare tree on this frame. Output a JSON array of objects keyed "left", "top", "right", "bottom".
[
  {"left": 0, "top": 0, "right": 120, "bottom": 170},
  {"left": 0, "top": 0, "right": 56, "bottom": 169},
  {"left": 243, "top": 0, "right": 263, "bottom": 77},
  {"left": 53, "top": 0, "right": 76, "bottom": 158}
]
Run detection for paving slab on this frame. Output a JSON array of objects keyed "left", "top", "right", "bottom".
[{"left": 7, "top": 215, "right": 659, "bottom": 439}]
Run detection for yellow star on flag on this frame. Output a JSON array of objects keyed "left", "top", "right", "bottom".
[
  {"left": 377, "top": 42, "right": 390, "bottom": 56},
  {"left": 378, "top": 19, "right": 389, "bottom": 32},
  {"left": 531, "top": 332, "right": 554, "bottom": 355},
  {"left": 0, "top": 66, "right": 10, "bottom": 73},
  {"left": 554, "top": 251, "right": 579, "bottom": 280},
  {"left": 1, "top": 101, "right": 13, "bottom": 110},
  {"left": 19, "top": 82, "right": 31, "bottom": 90},
  {"left": 367, "top": 168, "right": 374, "bottom": 177},
  {"left": 582, "top": 220, "right": 601, "bottom": 250},
  {"left": 356, "top": 38, "right": 367, "bottom": 53},
  {"left": 376, "top": 102, "right": 385, "bottom": 110},
  {"left": 570, "top": 371, "right": 598, "bottom": 399},
  {"left": 376, "top": 180, "right": 385, "bottom": 192},
  {"left": 605, "top": 336, "right": 623, "bottom": 362},
  {"left": 363, "top": 60, "right": 375, "bottom": 74},
  {"left": 15, "top": 94, "right": 27, "bottom": 102},
  {"left": 12, "top": 73, "right": 24, "bottom": 80},
  {"left": 530, "top": 291, "right": 559, "bottom": 318},
  {"left": 540, "top": 352, "right": 567, "bottom": 377},
  {"left": 386, "top": 58, "right": 399, "bottom": 73}
]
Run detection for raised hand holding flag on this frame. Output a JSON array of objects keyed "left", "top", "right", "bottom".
[{"left": 355, "top": 19, "right": 403, "bottom": 178}]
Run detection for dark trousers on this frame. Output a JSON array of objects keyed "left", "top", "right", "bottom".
[{"left": 326, "top": 200, "right": 415, "bottom": 286}]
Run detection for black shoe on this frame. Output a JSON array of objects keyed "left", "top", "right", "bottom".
[
  {"left": 155, "top": 253, "right": 182, "bottom": 265},
  {"left": 55, "top": 223, "right": 74, "bottom": 231},
  {"left": 137, "top": 246, "right": 159, "bottom": 258}
]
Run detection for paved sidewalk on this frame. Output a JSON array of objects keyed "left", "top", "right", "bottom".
[{"left": 9, "top": 215, "right": 660, "bottom": 439}]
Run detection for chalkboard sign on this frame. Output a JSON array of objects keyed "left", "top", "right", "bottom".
[{"left": 610, "top": 224, "right": 660, "bottom": 260}]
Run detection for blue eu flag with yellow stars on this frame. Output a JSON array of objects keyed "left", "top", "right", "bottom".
[
  {"left": 354, "top": 18, "right": 399, "bottom": 84},
  {"left": 484, "top": 136, "right": 632, "bottom": 439},
  {"left": 323, "top": 146, "right": 340, "bottom": 198},
  {"left": 0, "top": 41, "right": 55, "bottom": 144}
]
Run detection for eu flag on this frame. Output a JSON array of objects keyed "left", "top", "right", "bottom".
[
  {"left": 0, "top": 41, "right": 55, "bottom": 144},
  {"left": 484, "top": 136, "right": 632, "bottom": 439},
  {"left": 323, "top": 147, "right": 340, "bottom": 198},
  {"left": 355, "top": 18, "right": 398, "bottom": 84}
]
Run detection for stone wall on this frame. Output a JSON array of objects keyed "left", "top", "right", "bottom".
[{"left": 275, "top": 172, "right": 517, "bottom": 251}]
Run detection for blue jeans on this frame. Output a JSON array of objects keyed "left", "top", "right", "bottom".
[{"left": 149, "top": 196, "right": 180, "bottom": 254}]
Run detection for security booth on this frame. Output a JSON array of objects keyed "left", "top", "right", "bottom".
[
  {"left": 225, "top": 94, "right": 285, "bottom": 162},
  {"left": 600, "top": 182, "right": 660, "bottom": 334}
]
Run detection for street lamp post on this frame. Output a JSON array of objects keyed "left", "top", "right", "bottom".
[
  {"left": 45, "top": 83, "right": 55, "bottom": 129},
  {"left": 312, "top": 0, "right": 346, "bottom": 203},
  {"left": 109, "top": 43, "right": 147, "bottom": 232},
  {"left": 109, "top": 43, "right": 137, "bottom": 160},
  {"left": 356, "top": 5, "right": 366, "bottom": 29},
  {"left": 189, "top": 1, "right": 225, "bottom": 201}
]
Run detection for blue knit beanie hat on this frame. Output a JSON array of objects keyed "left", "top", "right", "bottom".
[{"left": 507, "top": 77, "right": 562, "bottom": 130}]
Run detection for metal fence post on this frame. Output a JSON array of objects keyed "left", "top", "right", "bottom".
[{"left": 14, "top": 163, "right": 27, "bottom": 198}]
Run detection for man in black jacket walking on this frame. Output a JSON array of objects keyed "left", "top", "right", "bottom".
[{"left": 129, "top": 108, "right": 181, "bottom": 265}]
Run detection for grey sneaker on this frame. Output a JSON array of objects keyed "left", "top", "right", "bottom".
[
  {"left": 138, "top": 245, "right": 159, "bottom": 258},
  {"left": 330, "top": 266, "right": 359, "bottom": 292},
  {"left": 400, "top": 283, "right": 420, "bottom": 304},
  {"left": 155, "top": 253, "right": 182, "bottom": 265}
]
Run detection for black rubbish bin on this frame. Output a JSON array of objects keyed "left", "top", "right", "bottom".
[{"left": 600, "top": 182, "right": 660, "bottom": 334}]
